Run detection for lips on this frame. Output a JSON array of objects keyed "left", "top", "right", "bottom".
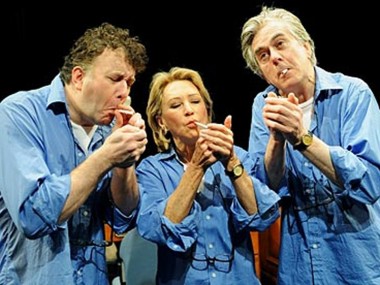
[
  {"left": 187, "top": 121, "right": 197, "bottom": 127},
  {"left": 187, "top": 120, "right": 203, "bottom": 129}
]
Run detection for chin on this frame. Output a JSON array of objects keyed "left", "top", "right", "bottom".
[{"left": 99, "top": 116, "right": 113, "bottom": 126}]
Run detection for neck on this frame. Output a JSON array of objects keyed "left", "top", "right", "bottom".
[
  {"left": 278, "top": 71, "right": 316, "bottom": 103},
  {"left": 174, "top": 141, "right": 195, "bottom": 164}
]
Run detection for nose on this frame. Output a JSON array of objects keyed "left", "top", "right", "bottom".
[
  {"left": 184, "top": 101, "right": 194, "bottom": 115},
  {"left": 119, "top": 81, "right": 131, "bottom": 100},
  {"left": 269, "top": 48, "right": 282, "bottom": 65}
]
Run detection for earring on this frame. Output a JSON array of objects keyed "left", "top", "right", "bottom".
[{"left": 160, "top": 127, "right": 167, "bottom": 136}]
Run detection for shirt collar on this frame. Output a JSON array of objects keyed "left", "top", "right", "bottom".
[
  {"left": 262, "top": 66, "right": 344, "bottom": 100},
  {"left": 46, "top": 74, "right": 67, "bottom": 111},
  {"left": 314, "top": 66, "right": 343, "bottom": 100},
  {"left": 157, "top": 147, "right": 188, "bottom": 170},
  {"left": 158, "top": 147, "right": 178, "bottom": 160}
]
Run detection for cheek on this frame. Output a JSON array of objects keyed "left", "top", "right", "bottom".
[
  {"left": 97, "top": 85, "right": 121, "bottom": 106},
  {"left": 293, "top": 46, "right": 309, "bottom": 62},
  {"left": 201, "top": 108, "right": 209, "bottom": 120},
  {"left": 259, "top": 64, "right": 273, "bottom": 77},
  {"left": 164, "top": 113, "right": 178, "bottom": 127}
]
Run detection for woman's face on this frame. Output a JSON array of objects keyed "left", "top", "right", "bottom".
[{"left": 157, "top": 80, "right": 208, "bottom": 146}]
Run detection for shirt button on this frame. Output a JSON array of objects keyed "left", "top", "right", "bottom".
[
  {"left": 206, "top": 215, "right": 211, "bottom": 220},
  {"left": 211, "top": 272, "right": 217, "bottom": 278},
  {"left": 208, "top": 243, "right": 213, "bottom": 249},
  {"left": 83, "top": 210, "right": 89, "bottom": 217},
  {"left": 312, "top": 243, "right": 318, "bottom": 249}
]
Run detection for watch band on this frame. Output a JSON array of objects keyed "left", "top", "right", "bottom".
[
  {"left": 293, "top": 131, "right": 313, "bottom": 151},
  {"left": 225, "top": 163, "right": 244, "bottom": 180}
]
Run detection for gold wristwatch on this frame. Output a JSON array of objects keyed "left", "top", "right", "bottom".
[
  {"left": 293, "top": 131, "right": 313, "bottom": 151},
  {"left": 225, "top": 163, "right": 244, "bottom": 180}
]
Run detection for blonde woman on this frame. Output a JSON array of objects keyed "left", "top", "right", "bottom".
[{"left": 136, "top": 67, "right": 280, "bottom": 285}]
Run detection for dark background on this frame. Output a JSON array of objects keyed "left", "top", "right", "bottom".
[{"left": 2, "top": 1, "right": 378, "bottom": 157}]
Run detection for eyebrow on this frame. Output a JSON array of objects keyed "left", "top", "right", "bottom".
[
  {"left": 166, "top": 93, "right": 201, "bottom": 102},
  {"left": 254, "top": 32, "right": 285, "bottom": 56}
]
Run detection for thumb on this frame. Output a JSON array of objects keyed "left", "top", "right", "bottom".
[
  {"left": 112, "top": 111, "right": 124, "bottom": 131},
  {"left": 224, "top": 115, "right": 232, "bottom": 130},
  {"left": 287, "top": 92, "right": 299, "bottom": 105},
  {"left": 267, "top": 91, "right": 278, "bottom": 98}
]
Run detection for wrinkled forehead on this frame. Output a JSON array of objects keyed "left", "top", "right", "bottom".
[
  {"left": 163, "top": 80, "right": 199, "bottom": 101},
  {"left": 91, "top": 48, "right": 136, "bottom": 76},
  {"left": 253, "top": 21, "right": 293, "bottom": 48}
]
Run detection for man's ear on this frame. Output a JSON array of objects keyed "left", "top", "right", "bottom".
[
  {"left": 304, "top": 42, "right": 312, "bottom": 60},
  {"left": 71, "top": 66, "right": 85, "bottom": 91}
]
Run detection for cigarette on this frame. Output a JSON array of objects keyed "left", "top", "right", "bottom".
[
  {"left": 124, "top": 96, "right": 132, "bottom": 106},
  {"left": 194, "top": 121, "right": 208, "bottom": 129},
  {"left": 118, "top": 109, "right": 134, "bottom": 115}
]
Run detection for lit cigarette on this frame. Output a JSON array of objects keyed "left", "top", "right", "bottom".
[
  {"left": 194, "top": 121, "right": 208, "bottom": 129},
  {"left": 124, "top": 96, "right": 132, "bottom": 106},
  {"left": 119, "top": 109, "right": 134, "bottom": 115}
]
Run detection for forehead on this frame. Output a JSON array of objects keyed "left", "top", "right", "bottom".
[
  {"left": 253, "top": 21, "right": 293, "bottom": 48},
  {"left": 92, "top": 48, "right": 135, "bottom": 76},
  {"left": 163, "top": 80, "right": 199, "bottom": 100}
]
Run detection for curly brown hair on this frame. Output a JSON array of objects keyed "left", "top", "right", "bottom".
[{"left": 60, "top": 22, "right": 148, "bottom": 84}]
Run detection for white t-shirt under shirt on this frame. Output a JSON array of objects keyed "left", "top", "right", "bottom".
[
  {"left": 299, "top": 96, "right": 314, "bottom": 129},
  {"left": 70, "top": 120, "right": 98, "bottom": 156}
]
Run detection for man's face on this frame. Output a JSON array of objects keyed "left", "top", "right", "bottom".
[
  {"left": 72, "top": 48, "right": 136, "bottom": 126},
  {"left": 252, "top": 21, "right": 313, "bottom": 94}
]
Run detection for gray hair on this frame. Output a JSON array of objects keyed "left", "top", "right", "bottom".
[{"left": 241, "top": 6, "right": 316, "bottom": 77}]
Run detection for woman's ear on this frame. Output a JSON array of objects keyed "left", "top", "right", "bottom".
[
  {"left": 156, "top": 115, "right": 168, "bottom": 135},
  {"left": 156, "top": 115, "right": 164, "bottom": 128}
]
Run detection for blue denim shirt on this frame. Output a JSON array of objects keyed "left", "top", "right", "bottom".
[
  {"left": 0, "top": 75, "right": 136, "bottom": 285},
  {"left": 249, "top": 66, "right": 380, "bottom": 285},
  {"left": 136, "top": 146, "right": 280, "bottom": 285}
]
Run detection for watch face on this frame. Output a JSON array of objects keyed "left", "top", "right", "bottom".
[
  {"left": 233, "top": 165, "right": 244, "bottom": 177},
  {"left": 302, "top": 133, "right": 313, "bottom": 146},
  {"left": 293, "top": 131, "right": 313, "bottom": 151}
]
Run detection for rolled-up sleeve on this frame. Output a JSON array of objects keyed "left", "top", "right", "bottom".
[{"left": 136, "top": 158, "right": 200, "bottom": 251}]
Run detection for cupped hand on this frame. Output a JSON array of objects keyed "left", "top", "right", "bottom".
[
  {"left": 263, "top": 92, "right": 304, "bottom": 145},
  {"left": 104, "top": 124, "right": 148, "bottom": 168},
  {"left": 198, "top": 115, "right": 234, "bottom": 164}
]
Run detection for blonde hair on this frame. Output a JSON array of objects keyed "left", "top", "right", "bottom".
[{"left": 146, "top": 67, "right": 214, "bottom": 152}]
